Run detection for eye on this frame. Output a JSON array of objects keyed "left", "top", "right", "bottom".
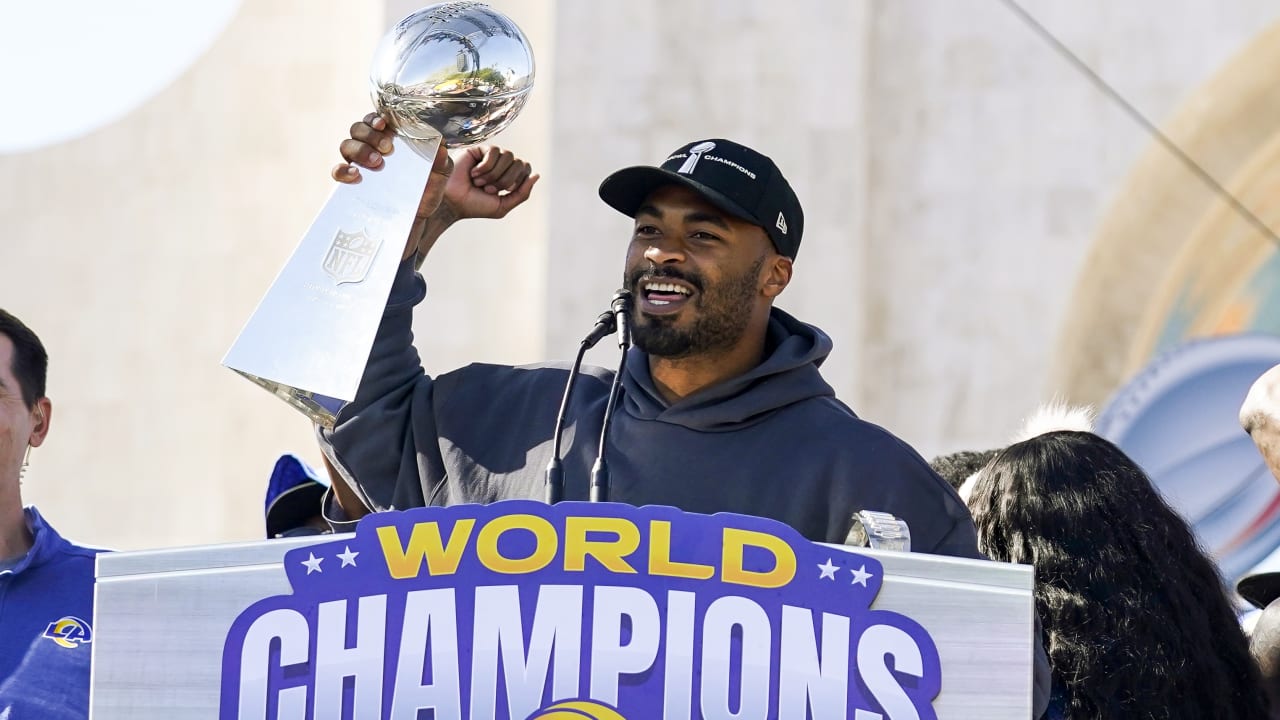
[
  {"left": 690, "top": 230, "right": 721, "bottom": 243},
  {"left": 633, "top": 224, "right": 660, "bottom": 237}
]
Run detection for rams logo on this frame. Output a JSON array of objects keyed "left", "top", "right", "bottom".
[
  {"left": 42, "top": 616, "right": 92, "bottom": 649},
  {"left": 526, "top": 699, "right": 625, "bottom": 720}
]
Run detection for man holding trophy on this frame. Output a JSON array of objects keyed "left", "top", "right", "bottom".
[
  {"left": 217, "top": 4, "right": 1052, "bottom": 714},
  {"left": 317, "top": 123, "right": 1049, "bottom": 717},
  {"left": 320, "top": 123, "right": 989, "bottom": 557}
]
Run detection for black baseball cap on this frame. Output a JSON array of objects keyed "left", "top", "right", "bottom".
[{"left": 598, "top": 139, "right": 805, "bottom": 259}]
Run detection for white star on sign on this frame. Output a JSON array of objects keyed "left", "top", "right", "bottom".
[
  {"left": 817, "top": 558, "right": 839, "bottom": 580},
  {"left": 301, "top": 552, "right": 324, "bottom": 574},
  {"left": 337, "top": 546, "right": 359, "bottom": 568},
  {"left": 850, "top": 564, "right": 872, "bottom": 587}
]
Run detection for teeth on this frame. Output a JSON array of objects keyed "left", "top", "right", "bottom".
[{"left": 643, "top": 282, "right": 690, "bottom": 295}]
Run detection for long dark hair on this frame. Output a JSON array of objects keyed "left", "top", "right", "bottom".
[{"left": 968, "top": 431, "right": 1266, "bottom": 719}]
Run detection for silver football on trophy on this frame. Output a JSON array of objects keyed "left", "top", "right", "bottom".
[{"left": 370, "top": 2, "right": 535, "bottom": 148}]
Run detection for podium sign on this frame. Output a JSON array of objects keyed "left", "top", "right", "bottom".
[{"left": 91, "top": 502, "right": 1034, "bottom": 718}]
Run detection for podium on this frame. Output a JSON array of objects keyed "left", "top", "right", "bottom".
[{"left": 90, "top": 502, "right": 1034, "bottom": 719}]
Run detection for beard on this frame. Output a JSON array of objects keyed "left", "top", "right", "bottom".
[{"left": 625, "top": 256, "right": 765, "bottom": 359}]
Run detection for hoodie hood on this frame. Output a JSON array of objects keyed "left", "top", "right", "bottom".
[{"left": 621, "top": 307, "right": 836, "bottom": 431}]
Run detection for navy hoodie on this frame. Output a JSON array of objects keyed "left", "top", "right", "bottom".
[{"left": 321, "top": 259, "right": 977, "bottom": 553}]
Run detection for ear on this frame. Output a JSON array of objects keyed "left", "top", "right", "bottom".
[
  {"left": 761, "top": 255, "right": 793, "bottom": 299},
  {"left": 28, "top": 398, "right": 51, "bottom": 448}
]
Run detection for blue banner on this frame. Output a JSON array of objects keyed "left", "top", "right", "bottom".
[{"left": 221, "top": 501, "right": 941, "bottom": 719}]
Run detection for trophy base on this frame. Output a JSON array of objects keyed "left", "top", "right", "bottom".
[{"left": 232, "top": 370, "right": 345, "bottom": 429}]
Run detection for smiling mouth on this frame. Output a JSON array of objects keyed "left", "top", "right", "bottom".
[
  {"left": 643, "top": 280, "right": 691, "bottom": 304},
  {"left": 638, "top": 279, "right": 695, "bottom": 313}
]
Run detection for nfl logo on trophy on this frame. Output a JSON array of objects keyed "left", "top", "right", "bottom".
[{"left": 321, "top": 230, "right": 380, "bottom": 285}]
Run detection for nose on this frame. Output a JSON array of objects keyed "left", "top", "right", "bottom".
[{"left": 642, "top": 237, "right": 686, "bottom": 265}]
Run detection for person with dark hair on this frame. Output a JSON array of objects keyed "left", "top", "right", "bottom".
[
  {"left": 928, "top": 448, "right": 999, "bottom": 493},
  {"left": 0, "top": 309, "right": 104, "bottom": 719},
  {"left": 931, "top": 402, "right": 1096, "bottom": 499},
  {"left": 968, "top": 429, "right": 1267, "bottom": 719}
]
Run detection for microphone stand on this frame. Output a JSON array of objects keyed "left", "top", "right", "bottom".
[
  {"left": 590, "top": 292, "right": 633, "bottom": 503},
  {"left": 544, "top": 305, "right": 619, "bottom": 504}
]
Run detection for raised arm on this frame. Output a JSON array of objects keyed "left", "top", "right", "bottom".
[
  {"left": 318, "top": 114, "right": 539, "bottom": 525},
  {"left": 333, "top": 113, "right": 539, "bottom": 264}
]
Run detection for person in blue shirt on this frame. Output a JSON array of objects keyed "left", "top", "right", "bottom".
[{"left": 0, "top": 309, "right": 104, "bottom": 718}]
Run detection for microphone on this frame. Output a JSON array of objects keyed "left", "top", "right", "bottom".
[
  {"left": 611, "top": 290, "right": 632, "bottom": 348},
  {"left": 545, "top": 293, "right": 626, "bottom": 504},
  {"left": 591, "top": 291, "right": 633, "bottom": 502},
  {"left": 580, "top": 310, "right": 617, "bottom": 350}
]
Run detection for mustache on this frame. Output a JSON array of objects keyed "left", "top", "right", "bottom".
[{"left": 626, "top": 266, "right": 705, "bottom": 294}]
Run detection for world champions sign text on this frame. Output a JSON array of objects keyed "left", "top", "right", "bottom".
[{"left": 220, "top": 501, "right": 942, "bottom": 719}]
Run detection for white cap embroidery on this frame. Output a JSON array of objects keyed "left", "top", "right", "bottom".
[{"left": 677, "top": 141, "right": 716, "bottom": 174}]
